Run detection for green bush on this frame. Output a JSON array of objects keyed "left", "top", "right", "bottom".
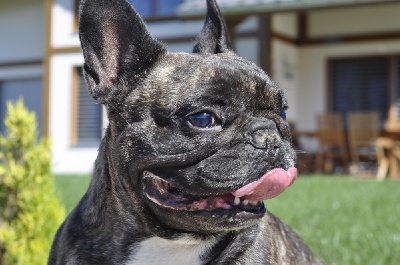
[{"left": 0, "top": 99, "right": 66, "bottom": 265}]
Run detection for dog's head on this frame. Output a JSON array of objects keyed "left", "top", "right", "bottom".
[{"left": 79, "top": 0, "right": 297, "bottom": 235}]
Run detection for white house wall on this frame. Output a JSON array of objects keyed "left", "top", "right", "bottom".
[
  {"left": 271, "top": 12, "right": 298, "bottom": 39},
  {"left": 49, "top": 53, "right": 98, "bottom": 174},
  {"left": 52, "top": 0, "right": 80, "bottom": 48},
  {"left": 0, "top": 0, "right": 44, "bottom": 62},
  {"left": 272, "top": 40, "right": 299, "bottom": 124},
  {"left": 309, "top": 3, "right": 400, "bottom": 37},
  {"left": 270, "top": 13, "right": 299, "bottom": 127}
]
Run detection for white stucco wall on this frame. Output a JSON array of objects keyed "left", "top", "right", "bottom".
[
  {"left": 271, "top": 12, "right": 298, "bottom": 39},
  {"left": 52, "top": 0, "right": 80, "bottom": 48},
  {"left": 272, "top": 40, "right": 299, "bottom": 123},
  {"left": 309, "top": 3, "right": 400, "bottom": 37},
  {"left": 0, "top": 0, "right": 44, "bottom": 62},
  {"left": 49, "top": 53, "right": 102, "bottom": 174}
]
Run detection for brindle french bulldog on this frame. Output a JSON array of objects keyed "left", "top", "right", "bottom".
[{"left": 48, "top": 0, "right": 325, "bottom": 264}]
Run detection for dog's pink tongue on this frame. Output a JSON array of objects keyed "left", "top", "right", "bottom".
[{"left": 232, "top": 167, "right": 297, "bottom": 201}]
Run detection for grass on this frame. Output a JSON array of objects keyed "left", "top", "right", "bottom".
[
  {"left": 54, "top": 174, "right": 400, "bottom": 265},
  {"left": 54, "top": 174, "right": 91, "bottom": 213},
  {"left": 267, "top": 176, "right": 400, "bottom": 265}
]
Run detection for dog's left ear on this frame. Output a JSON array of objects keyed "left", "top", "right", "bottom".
[
  {"left": 193, "top": 0, "right": 232, "bottom": 54},
  {"left": 79, "top": 0, "right": 166, "bottom": 104}
]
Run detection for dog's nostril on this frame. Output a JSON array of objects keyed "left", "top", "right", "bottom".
[
  {"left": 253, "top": 130, "right": 268, "bottom": 147},
  {"left": 250, "top": 129, "right": 282, "bottom": 150}
]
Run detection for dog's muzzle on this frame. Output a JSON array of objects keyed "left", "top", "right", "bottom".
[{"left": 142, "top": 168, "right": 297, "bottom": 218}]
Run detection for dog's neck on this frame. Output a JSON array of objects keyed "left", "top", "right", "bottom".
[
  {"left": 126, "top": 235, "right": 218, "bottom": 265},
  {"left": 125, "top": 226, "right": 265, "bottom": 265}
]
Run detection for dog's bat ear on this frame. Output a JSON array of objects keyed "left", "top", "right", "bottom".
[
  {"left": 78, "top": 0, "right": 166, "bottom": 104},
  {"left": 193, "top": 0, "right": 232, "bottom": 54}
]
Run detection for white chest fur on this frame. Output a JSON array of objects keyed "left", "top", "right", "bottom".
[{"left": 125, "top": 236, "right": 217, "bottom": 265}]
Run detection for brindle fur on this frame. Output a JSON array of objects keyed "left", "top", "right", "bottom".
[{"left": 48, "top": 0, "right": 325, "bottom": 264}]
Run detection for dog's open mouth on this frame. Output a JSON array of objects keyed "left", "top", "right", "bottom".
[{"left": 142, "top": 168, "right": 297, "bottom": 217}]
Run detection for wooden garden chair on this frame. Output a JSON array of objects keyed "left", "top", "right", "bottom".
[
  {"left": 346, "top": 111, "right": 380, "bottom": 174},
  {"left": 316, "top": 113, "right": 348, "bottom": 173}
]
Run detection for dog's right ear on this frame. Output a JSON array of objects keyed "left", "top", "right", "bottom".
[
  {"left": 79, "top": 0, "right": 166, "bottom": 104},
  {"left": 193, "top": 0, "right": 232, "bottom": 54}
]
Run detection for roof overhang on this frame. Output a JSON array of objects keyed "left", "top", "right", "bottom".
[{"left": 177, "top": 0, "right": 399, "bottom": 19}]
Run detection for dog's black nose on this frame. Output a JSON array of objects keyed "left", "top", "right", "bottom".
[{"left": 243, "top": 118, "right": 281, "bottom": 150}]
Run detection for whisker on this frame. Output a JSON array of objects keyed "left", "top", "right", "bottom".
[{"left": 294, "top": 149, "right": 310, "bottom": 154}]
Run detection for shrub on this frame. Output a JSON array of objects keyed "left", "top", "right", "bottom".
[{"left": 0, "top": 99, "right": 65, "bottom": 265}]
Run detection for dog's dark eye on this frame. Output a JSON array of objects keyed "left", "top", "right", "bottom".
[
  {"left": 281, "top": 109, "right": 287, "bottom": 119},
  {"left": 188, "top": 112, "right": 216, "bottom": 128}
]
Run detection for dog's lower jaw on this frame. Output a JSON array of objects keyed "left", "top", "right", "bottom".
[
  {"left": 143, "top": 200, "right": 263, "bottom": 236},
  {"left": 140, "top": 171, "right": 268, "bottom": 235}
]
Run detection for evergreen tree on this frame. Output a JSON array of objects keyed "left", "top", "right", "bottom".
[{"left": 0, "top": 99, "right": 65, "bottom": 265}]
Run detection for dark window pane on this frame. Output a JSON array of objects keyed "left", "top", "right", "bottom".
[
  {"left": 156, "top": 0, "right": 183, "bottom": 16},
  {"left": 0, "top": 79, "right": 43, "bottom": 135},
  {"left": 331, "top": 57, "right": 390, "bottom": 127},
  {"left": 128, "top": 0, "right": 152, "bottom": 17}
]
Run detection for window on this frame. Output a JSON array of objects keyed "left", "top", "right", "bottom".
[
  {"left": 128, "top": 0, "right": 183, "bottom": 18},
  {"left": 329, "top": 56, "right": 400, "bottom": 126},
  {"left": 71, "top": 67, "right": 102, "bottom": 147},
  {"left": 129, "top": 0, "right": 152, "bottom": 17},
  {"left": 0, "top": 79, "right": 43, "bottom": 134},
  {"left": 156, "top": 0, "right": 183, "bottom": 16}
]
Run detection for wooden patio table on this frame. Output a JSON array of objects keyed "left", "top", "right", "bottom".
[{"left": 376, "top": 129, "right": 400, "bottom": 180}]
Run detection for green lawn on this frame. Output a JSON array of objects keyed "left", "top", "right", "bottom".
[
  {"left": 54, "top": 174, "right": 91, "bottom": 213},
  {"left": 54, "top": 175, "right": 400, "bottom": 265},
  {"left": 268, "top": 176, "right": 400, "bottom": 265}
]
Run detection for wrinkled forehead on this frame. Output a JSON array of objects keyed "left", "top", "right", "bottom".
[{"left": 137, "top": 52, "right": 283, "bottom": 110}]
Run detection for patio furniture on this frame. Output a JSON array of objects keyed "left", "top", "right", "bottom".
[
  {"left": 290, "top": 123, "right": 316, "bottom": 174},
  {"left": 316, "top": 113, "right": 348, "bottom": 173},
  {"left": 376, "top": 102, "right": 400, "bottom": 180},
  {"left": 346, "top": 111, "right": 380, "bottom": 174}
]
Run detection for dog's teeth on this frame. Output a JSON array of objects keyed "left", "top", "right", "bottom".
[
  {"left": 243, "top": 199, "right": 249, "bottom": 206},
  {"left": 249, "top": 200, "right": 258, "bottom": 206},
  {"left": 234, "top": 196, "right": 240, "bottom": 206}
]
